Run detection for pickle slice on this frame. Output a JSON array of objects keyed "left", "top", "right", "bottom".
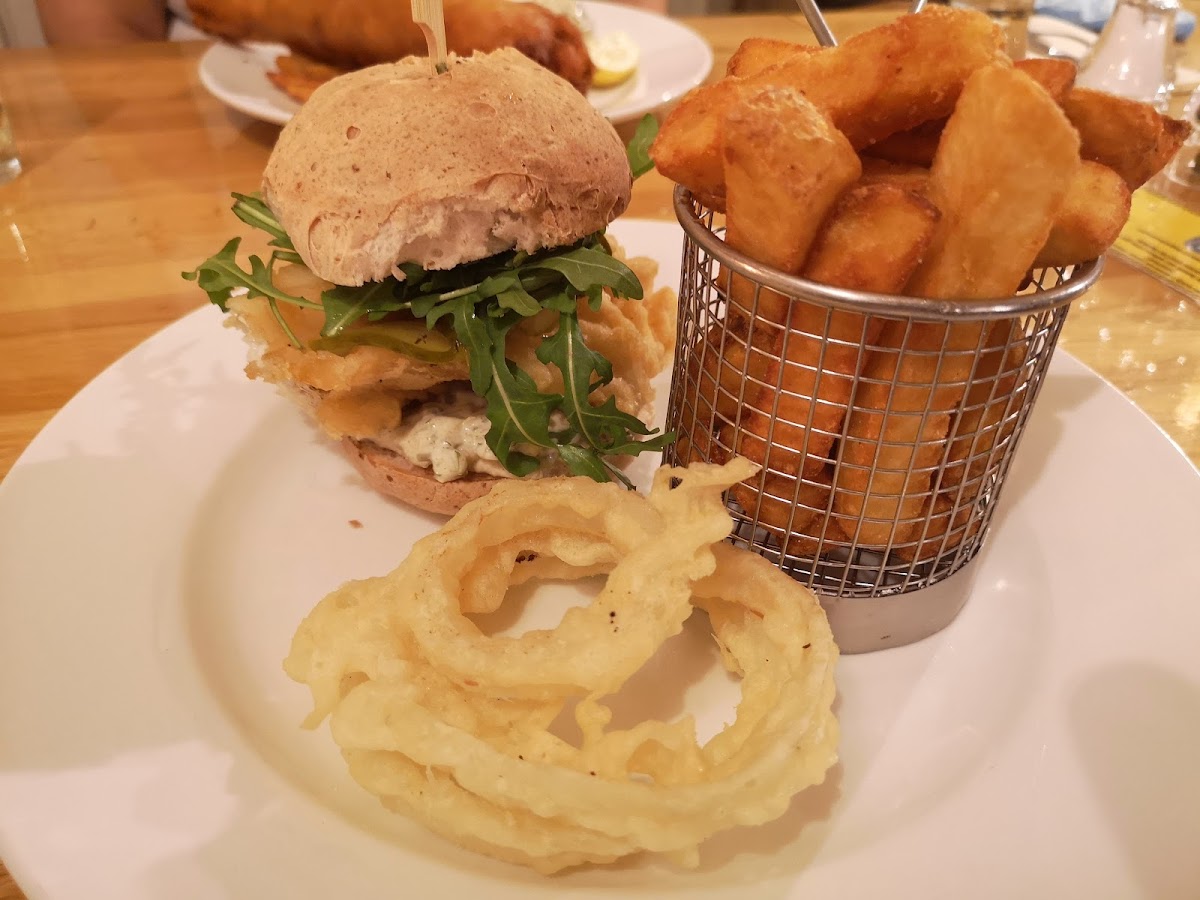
[{"left": 309, "top": 322, "right": 460, "bottom": 362}]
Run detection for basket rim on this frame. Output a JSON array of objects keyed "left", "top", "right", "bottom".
[{"left": 673, "top": 185, "right": 1105, "bottom": 321}]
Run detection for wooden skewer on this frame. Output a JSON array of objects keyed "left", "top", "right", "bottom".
[
  {"left": 795, "top": 0, "right": 838, "bottom": 47},
  {"left": 411, "top": 0, "right": 449, "bottom": 75}
]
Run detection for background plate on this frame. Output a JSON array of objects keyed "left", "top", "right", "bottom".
[
  {"left": 197, "top": 2, "right": 713, "bottom": 126},
  {"left": 1, "top": 220, "right": 1199, "bottom": 899}
]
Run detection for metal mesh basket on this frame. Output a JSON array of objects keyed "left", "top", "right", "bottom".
[{"left": 664, "top": 188, "right": 1102, "bottom": 643}]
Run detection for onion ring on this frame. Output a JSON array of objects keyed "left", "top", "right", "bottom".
[{"left": 285, "top": 459, "right": 839, "bottom": 873}]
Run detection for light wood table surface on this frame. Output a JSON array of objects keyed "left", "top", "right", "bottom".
[{"left": 1, "top": 6, "right": 1198, "bottom": 898}]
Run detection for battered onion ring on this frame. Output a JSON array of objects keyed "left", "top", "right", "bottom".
[
  {"left": 384, "top": 461, "right": 756, "bottom": 699},
  {"left": 285, "top": 460, "right": 840, "bottom": 873}
]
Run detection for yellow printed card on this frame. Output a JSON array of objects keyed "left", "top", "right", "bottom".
[{"left": 1111, "top": 190, "right": 1200, "bottom": 302}]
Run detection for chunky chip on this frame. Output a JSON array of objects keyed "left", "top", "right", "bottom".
[
  {"left": 1063, "top": 86, "right": 1190, "bottom": 189},
  {"left": 660, "top": 7, "right": 1180, "bottom": 585},
  {"left": 1034, "top": 160, "right": 1132, "bottom": 268},
  {"left": 725, "top": 37, "right": 814, "bottom": 78},
  {"left": 285, "top": 459, "right": 840, "bottom": 873},
  {"left": 861, "top": 57, "right": 1078, "bottom": 168},
  {"left": 652, "top": 6, "right": 1008, "bottom": 205}
]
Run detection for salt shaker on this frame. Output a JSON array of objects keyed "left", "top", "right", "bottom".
[{"left": 1076, "top": 0, "right": 1179, "bottom": 112}]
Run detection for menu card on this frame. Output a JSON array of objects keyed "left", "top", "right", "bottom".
[{"left": 1111, "top": 187, "right": 1200, "bottom": 302}]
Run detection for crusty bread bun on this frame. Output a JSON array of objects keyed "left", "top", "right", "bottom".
[
  {"left": 219, "top": 49, "right": 672, "bottom": 516},
  {"left": 262, "top": 48, "right": 632, "bottom": 286},
  {"left": 340, "top": 438, "right": 497, "bottom": 515}
]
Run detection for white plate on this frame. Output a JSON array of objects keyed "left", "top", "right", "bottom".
[
  {"left": 2, "top": 220, "right": 1200, "bottom": 899},
  {"left": 1028, "top": 12, "right": 1200, "bottom": 92},
  {"left": 1028, "top": 12, "right": 1102, "bottom": 61},
  {"left": 196, "top": 1, "right": 712, "bottom": 126}
]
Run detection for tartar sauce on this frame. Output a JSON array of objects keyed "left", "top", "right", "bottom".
[
  {"left": 384, "top": 391, "right": 510, "bottom": 483},
  {"left": 374, "top": 387, "right": 571, "bottom": 482}
]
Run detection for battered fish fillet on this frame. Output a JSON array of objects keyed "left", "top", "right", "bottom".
[
  {"left": 225, "top": 244, "right": 676, "bottom": 446},
  {"left": 187, "top": 0, "right": 594, "bottom": 93}
]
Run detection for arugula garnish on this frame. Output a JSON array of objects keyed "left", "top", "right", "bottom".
[
  {"left": 626, "top": 114, "right": 659, "bottom": 179},
  {"left": 320, "top": 281, "right": 407, "bottom": 336},
  {"left": 526, "top": 244, "right": 643, "bottom": 298},
  {"left": 230, "top": 192, "right": 297, "bottom": 252},
  {"left": 184, "top": 187, "right": 671, "bottom": 485},
  {"left": 401, "top": 231, "right": 669, "bottom": 483}
]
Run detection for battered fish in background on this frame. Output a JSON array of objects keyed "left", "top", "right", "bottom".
[{"left": 186, "top": 0, "right": 595, "bottom": 92}]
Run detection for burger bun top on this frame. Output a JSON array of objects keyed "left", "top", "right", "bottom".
[{"left": 262, "top": 48, "right": 632, "bottom": 286}]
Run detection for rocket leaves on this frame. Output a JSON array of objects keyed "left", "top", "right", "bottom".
[
  {"left": 417, "top": 246, "right": 669, "bottom": 484},
  {"left": 230, "top": 192, "right": 296, "bottom": 250},
  {"left": 319, "top": 281, "right": 408, "bottom": 337},
  {"left": 181, "top": 237, "right": 317, "bottom": 313},
  {"left": 525, "top": 245, "right": 643, "bottom": 299},
  {"left": 626, "top": 114, "right": 659, "bottom": 179},
  {"left": 184, "top": 192, "right": 671, "bottom": 485},
  {"left": 535, "top": 310, "right": 672, "bottom": 484}
]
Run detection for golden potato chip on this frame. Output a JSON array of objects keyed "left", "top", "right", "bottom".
[
  {"left": 1035, "top": 160, "right": 1132, "bottom": 268},
  {"left": 939, "top": 319, "right": 1029, "bottom": 490},
  {"left": 743, "top": 183, "right": 938, "bottom": 475},
  {"left": 652, "top": 6, "right": 1007, "bottom": 204},
  {"left": 908, "top": 64, "right": 1080, "bottom": 300},
  {"left": 861, "top": 57, "right": 1077, "bottom": 168},
  {"left": 1063, "top": 86, "right": 1190, "bottom": 189},
  {"left": 725, "top": 37, "right": 813, "bottom": 77}
]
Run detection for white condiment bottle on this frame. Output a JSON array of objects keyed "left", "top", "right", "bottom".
[{"left": 1076, "top": 0, "right": 1179, "bottom": 112}]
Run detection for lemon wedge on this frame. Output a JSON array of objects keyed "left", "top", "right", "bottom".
[{"left": 588, "top": 32, "right": 639, "bottom": 89}]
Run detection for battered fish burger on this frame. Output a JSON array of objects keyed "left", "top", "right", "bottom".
[{"left": 185, "top": 49, "right": 674, "bottom": 514}]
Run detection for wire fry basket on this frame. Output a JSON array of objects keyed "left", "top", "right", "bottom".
[{"left": 664, "top": 187, "right": 1103, "bottom": 651}]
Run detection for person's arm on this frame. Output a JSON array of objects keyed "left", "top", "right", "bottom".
[{"left": 36, "top": 0, "right": 168, "bottom": 45}]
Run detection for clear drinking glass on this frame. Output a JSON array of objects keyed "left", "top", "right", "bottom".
[
  {"left": 955, "top": 0, "right": 1034, "bottom": 59},
  {"left": 0, "top": 99, "right": 20, "bottom": 185},
  {"left": 1076, "top": 0, "right": 1179, "bottom": 112}
]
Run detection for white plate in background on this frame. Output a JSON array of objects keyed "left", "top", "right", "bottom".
[
  {"left": 1, "top": 220, "right": 1199, "bottom": 898},
  {"left": 1028, "top": 12, "right": 1100, "bottom": 61},
  {"left": 197, "top": 1, "right": 712, "bottom": 126}
]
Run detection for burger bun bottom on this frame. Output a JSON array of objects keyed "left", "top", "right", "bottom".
[{"left": 340, "top": 438, "right": 498, "bottom": 515}]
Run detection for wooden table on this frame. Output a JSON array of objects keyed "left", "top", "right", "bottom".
[{"left": 1, "top": 7, "right": 1198, "bottom": 898}]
